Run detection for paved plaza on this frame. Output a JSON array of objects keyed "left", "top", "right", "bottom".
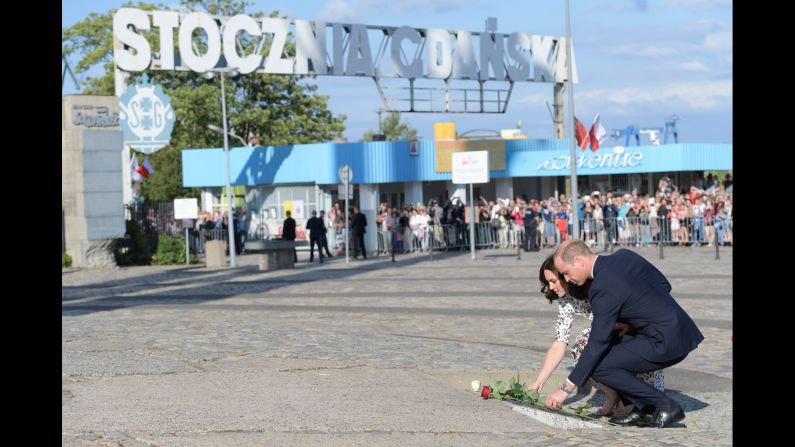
[{"left": 62, "top": 246, "right": 732, "bottom": 446}]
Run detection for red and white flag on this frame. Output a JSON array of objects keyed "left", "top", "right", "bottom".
[
  {"left": 142, "top": 158, "right": 155, "bottom": 176},
  {"left": 574, "top": 116, "right": 589, "bottom": 151},
  {"left": 135, "top": 157, "right": 155, "bottom": 179},
  {"left": 130, "top": 155, "right": 142, "bottom": 182},
  {"left": 588, "top": 113, "right": 607, "bottom": 152}
]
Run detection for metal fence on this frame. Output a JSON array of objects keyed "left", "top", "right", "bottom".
[
  {"left": 121, "top": 203, "right": 733, "bottom": 258},
  {"left": 121, "top": 202, "right": 174, "bottom": 255},
  {"left": 577, "top": 215, "right": 733, "bottom": 249},
  {"left": 374, "top": 216, "right": 733, "bottom": 255},
  {"left": 376, "top": 222, "right": 529, "bottom": 254},
  {"left": 123, "top": 202, "right": 252, "bottom": 257}
]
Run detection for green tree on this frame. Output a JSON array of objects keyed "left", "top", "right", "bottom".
[
  {"left": 63, "top": 0, "right": 347, "bottom": 202},
  {"left": 360, "top": 111, "right": 419, "bottom": 142}
]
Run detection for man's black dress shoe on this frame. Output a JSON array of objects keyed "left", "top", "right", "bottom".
[
  {"left": 608, "top": 408, "right": 655, "bottom": 426},
  {"left": 638, "top": 402, "right": 685, "bottom": 428}
]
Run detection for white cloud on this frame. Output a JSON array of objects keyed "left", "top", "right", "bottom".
[
  {"left": 702, "top": 30, "right": 732, "bottom": 52},
  {"left": 517, "top": 79, "right": 732, "bottom": 114},
  {"left": 678, "top": 61, "right": 709, "bottom": 72},
  {"left": 576, "top": 79, "right": 732, "bottom": 111},
  {"left": 607, "top": 45, "right": 678, "bottom": 57},
  {"left": 514, "top": 93, "right": 550, "bottom": 106},
  {"left": 319, "top": 0, "right": 362, "bottom": 22},
  {"left": 586, "top": 0, "right": 730, "bottom": 12},
  {"left": 662, "top": 0, "right": 732, "bottom": 10},
  {"left": 318, "top": 0, "right": 471, "bottom": 22}
]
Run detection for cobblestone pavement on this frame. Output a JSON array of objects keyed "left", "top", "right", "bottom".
[{"left": 63, "top": 246, "right": 732, "bottom": 446}]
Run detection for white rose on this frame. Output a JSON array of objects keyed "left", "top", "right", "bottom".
[{"left": 470, "top": 380, "right": 481, "bottom": 392}]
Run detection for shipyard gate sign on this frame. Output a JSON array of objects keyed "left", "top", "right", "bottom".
[{"left": 113, "top": 8, "right": 577, "bottom": 113}]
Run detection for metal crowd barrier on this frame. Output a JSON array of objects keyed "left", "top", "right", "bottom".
[
  {"left": 189, "top": 216, "right": 732, "bottom": 258},
  {"left": 577, "top": 216, "right": 733, "bottom": 249},
  {"left": 187, "top": 228, "right": 228, "bottom": 255},
  {"left": 375, "top": 222, "right": 536, "bottom": 255},
  {"left": 376, "top": 216, "right": 733, "bottom": 256}
]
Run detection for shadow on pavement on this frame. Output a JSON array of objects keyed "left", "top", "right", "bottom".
[{"left": 62, "top": 250, "right": 477, "bottom": 317}]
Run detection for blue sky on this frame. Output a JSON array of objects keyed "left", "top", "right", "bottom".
[{"left": 63, "top": 0, "right": 732, "bottom": 145}]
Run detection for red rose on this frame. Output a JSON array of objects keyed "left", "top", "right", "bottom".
[{"left": 481, "top": 386, "right": 491, "bottom": 399}]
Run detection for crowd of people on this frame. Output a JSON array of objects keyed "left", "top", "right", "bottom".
[
  {"left": 174, "top": 172, "right": 732, "bottom": 259},
  {"left": 315, "top": 172, "right": 734, "bottom": 255},
  {"left": 192, "top": 208, "right": 247, "bottom": 255}
]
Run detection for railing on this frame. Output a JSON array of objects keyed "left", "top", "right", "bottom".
[
  {"left": 121, "top": 202, "right": 733, "bottom": 259},
  {"left": 579, "top": 216, "right": 733, "bottom": 249},
  {"left": 374, "top": 216, "right": 733, "bottom": 256}
]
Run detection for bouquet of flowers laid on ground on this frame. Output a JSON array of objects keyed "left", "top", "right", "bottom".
[{"left": 470, "top": 376, "right": 618, "bottom": 426}]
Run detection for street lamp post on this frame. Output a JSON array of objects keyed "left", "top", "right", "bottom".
[
  {"left": 564, "top": 0, "right": 580, "bottom": 241},
  {"left": 205, "top": 69, "right": 238, "bottom": 267},
  {"left": 209, "top": 124, "right": 248, "bottom": 147}
]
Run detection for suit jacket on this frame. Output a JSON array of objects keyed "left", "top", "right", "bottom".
[
  {"left": 352, "top": 212, "right": 367, "bottom": 235},
  {"left": 568, "top": 249, "right": 704, "bottom": 387},
  {"left": 306, "top": 216, "right": 325, "bottom": 239},
  {"left": 282, "top": 217, "right": 296, "bottom": 240}
]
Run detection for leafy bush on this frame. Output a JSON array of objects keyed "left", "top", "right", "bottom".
[
  {"left": 114, "top": 220, "right": 152, "bottom": 266},
  {"left": 62, "top": 251, "right": 72, "bottom": 267},
  {"left": 152, "top": 234, "right": 198, "bottom": 265}
]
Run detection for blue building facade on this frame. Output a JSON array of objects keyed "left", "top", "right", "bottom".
[
  {"left": 183, "top": 139, "right": 732, "bottom": 187},
  {"left": 182, "top": 138, "right": 732, "bottom": 249}
]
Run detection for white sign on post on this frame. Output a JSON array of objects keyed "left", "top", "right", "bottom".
[
  {"left": 174, "top": 198, "right": 199, "bottom": 219},
  {"left": 452, "top": 151, "right": 490, "bottom": 184},
  {"left": 174, "top": 198, "right": 198, "bottom": 266},
  {"left": 338, "top": 183, "right": 353, "bottom": 199}
]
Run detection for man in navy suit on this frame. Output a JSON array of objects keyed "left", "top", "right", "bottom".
[
  {"left": 546, "top": 240, "right": 704, "bottom": 428},
  {"left": 282, "top": 211, "right": 298, "bottom": 263},
  {"left": 351, "top": 207, "right": 368, "bottom": 259},
  {"left": 306, "top": 210, "right": 325, "bottom": 263}
]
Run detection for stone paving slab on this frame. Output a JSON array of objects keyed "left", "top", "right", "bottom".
[
  {"left": 62, "top": 361, "right": 552, "bottom": 435},
  {"left": 63, "top": 247, "right": 732, "bottom": 446}
]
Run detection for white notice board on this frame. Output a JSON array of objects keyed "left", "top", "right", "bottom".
[
  {"left": 452, "top": 151, "right": 490, "bottom": 184},
  {"left": 174, "top": 198, "right": 198, "bottom": 219},
  {"left": 292, "top": 200, "right": 305, "bottom": 219}
]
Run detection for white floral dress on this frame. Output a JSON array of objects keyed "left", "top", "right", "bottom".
[{"left": 556, "top": 295, "right": 665, "bottom": 391}]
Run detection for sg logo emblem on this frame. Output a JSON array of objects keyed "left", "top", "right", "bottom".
[{"left": 119, "top": 75, "right": 175, "bottom": 154}]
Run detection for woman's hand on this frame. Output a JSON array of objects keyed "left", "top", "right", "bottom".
[
  {"left": 614, "top": 322, "right": 635, "bottom": 336},
  {"left": 528, "top": 381, "right": 542, "bottom": 392}
]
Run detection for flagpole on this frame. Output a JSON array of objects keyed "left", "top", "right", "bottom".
[
  {"left": 565, "top": 0, "right": 580, "bottom": 240},
  {"left": 575, "top": 117, "right": 590, "bottom": 151}
]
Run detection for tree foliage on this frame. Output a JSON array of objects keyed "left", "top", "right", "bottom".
[
  {"left": 63, "top": 0, "right": 347, "bottom": 202},
  {"left": 360, "top": 111, "right": 419, "bottom": 142}
]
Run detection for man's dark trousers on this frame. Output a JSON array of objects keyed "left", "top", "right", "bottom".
[
  {"left": 590, "top": 337, "right": 687, "bottom": 411},
  {"left": 320, "top": 234, "right": 333, "bottom": 257},
  {"left": 524, "top": 225, "right": 538, "bottom": 251},
  {"left": 309, "top": 237, "right": 324, "bottom": 262},
  {"left": 353, "top": 233, "right": 366, "bottom": 259}
]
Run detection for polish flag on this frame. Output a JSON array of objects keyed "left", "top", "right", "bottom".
[
  {"left": 131, "top": 156, "right": 142, "bottom": 182},
  {"left": 588, "top": 113, "right": 607, "bottom": 152},
  {"left": 135, "top": 157, "right": 155, "bottom": 179},
  {"left": 574, "top": 116, "right": 589, "bottom": 151}
]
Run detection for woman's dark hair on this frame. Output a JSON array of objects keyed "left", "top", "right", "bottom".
[{"left": 538, "top": 255, "right": 590, "bottom": 304}]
